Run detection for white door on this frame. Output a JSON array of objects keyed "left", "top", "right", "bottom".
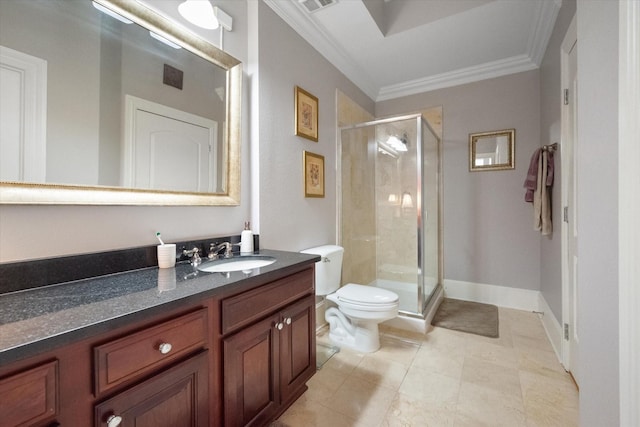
[
  {"left": 561, "top": 18, "right": 579, "bottom": 385},
  {"left": 123, "top": 95, "right": 217, "bottom": 192},
  {"left": 0, "top": 46, "right": 47, "bottom": 182}
]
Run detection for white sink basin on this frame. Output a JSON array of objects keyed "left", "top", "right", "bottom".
[{"left": 197, "top": 256, "right": 276, "bottom": 273}]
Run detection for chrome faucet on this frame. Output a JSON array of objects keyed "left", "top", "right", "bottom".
[
  {"left": 209, "top": 242, "right": 233, "bottom": 260},
  {"left": 183, "top": 247, "right": 202, "bottom": 266}
]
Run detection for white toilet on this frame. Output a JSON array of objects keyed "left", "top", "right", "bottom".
[{"left": 301, "top": 245, "right": 399, "bottom": 353}]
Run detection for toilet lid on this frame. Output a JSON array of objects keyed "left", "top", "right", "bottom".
[{"left": 335, "top": 283, "right": 399, "bottom": 305}]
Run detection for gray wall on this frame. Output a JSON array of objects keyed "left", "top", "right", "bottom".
[
  {"left": 252, "top": 1, "right": 374, "bottom": 252},
  {"left": 538, "top": 0, "right": 576, "bottom": 320},
  {"left": 377, "top": 70, "right": 542, "bottom": 291},
  {"left": 576, "top": 1, "right": 619, "bottom": 425}
]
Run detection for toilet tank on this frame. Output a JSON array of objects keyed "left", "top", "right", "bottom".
[{"left": 300, "top": 245, "right": 344, "bottom": 296}]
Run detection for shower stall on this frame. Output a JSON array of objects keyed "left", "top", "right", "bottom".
[{"left": 339, "top": 114, "right": 442, "bottom": 320}]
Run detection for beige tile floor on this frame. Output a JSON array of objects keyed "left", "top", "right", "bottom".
[{"left": 273, "top": 307, "right": 579, "bottom": 427}]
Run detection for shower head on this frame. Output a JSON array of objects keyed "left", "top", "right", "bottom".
[{"left": 385, "top": 135, "right": 408, "bottom": 152}]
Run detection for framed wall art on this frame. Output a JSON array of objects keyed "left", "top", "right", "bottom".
[
  {"left": 295, "top": 86, "right": 319, "bottom": 141},
  {"left": 303, "top": 151, "right": 324, "bottom": 198}
]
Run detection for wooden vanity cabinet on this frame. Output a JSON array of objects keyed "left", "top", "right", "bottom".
[
  {"left": 0, "top": 262, "right": 317, "bottom": 427},
  {"left": 221, "top": 268, "right": 316, "bottom": 427}
]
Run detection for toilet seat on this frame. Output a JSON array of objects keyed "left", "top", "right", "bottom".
[
  {"left": 334, "top": 283, "right": 399, "bottom": 305},
  {"left": 327, "top": 283, "right": 399, "bottom": 313},
  {"left": 328, "top": 296, "right": 398, "bottom": 312}
]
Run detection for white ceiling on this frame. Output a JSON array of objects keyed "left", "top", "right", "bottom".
[{"left": 264, "top": 0, "right": 561, "bottom": 101}]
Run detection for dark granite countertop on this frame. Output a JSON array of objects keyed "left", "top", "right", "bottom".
[{"left": 0, "top": 249, "right": 319, "bottom": 366}]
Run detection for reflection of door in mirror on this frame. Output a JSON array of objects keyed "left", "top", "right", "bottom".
[
  {"left": 474, "top": 135, "right": 509, "bottom": 166},
  {"left": 125, "top": 96, "right": 218, "bottom": 193},
  {"left": 0, "top": 46, "right": 47, "bottom": 183}
]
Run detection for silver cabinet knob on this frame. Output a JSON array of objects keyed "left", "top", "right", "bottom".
[
  {"left": 276, "top": 322, "right": 284, "bottom": 330},
  {"left": 284, "top": 317, "right": 292, "bottom": 325},
  {"left": 158, "top": 342, "right": 172, "bottom": 354},
  {"left": 107, "top": 415, "right": 123, "bottom": 427}
]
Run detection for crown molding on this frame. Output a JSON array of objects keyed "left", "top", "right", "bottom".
[
  {"left": 377, "top": 54, "right": 538, "bottom": 101},
  {"left": 527, "top": 0, "right": 562, "bottom": 66},
  {"left": 264, "top": 0, "right": 561, "bottom": 102}
]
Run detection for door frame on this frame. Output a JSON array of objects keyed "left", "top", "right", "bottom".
[
  {"left": 560, "top": 15, "right": 577, "bottom": 372},
  {"left": 0, "top": 45, "right": 47, "bottom": 182},
  {"left": 618, "top": 0, "right": 640, "bottom": 424}
]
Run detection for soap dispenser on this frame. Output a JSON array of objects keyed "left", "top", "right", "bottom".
[{"left": 240, "top": 221, "right": 254, "bottom": 254}]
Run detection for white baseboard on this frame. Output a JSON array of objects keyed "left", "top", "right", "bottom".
[
  {"left": 537, "top": 293, "right": 564, "bottom": 363},
  {"left": 443, "top": 279, "right": 540, "bottom": 311}
]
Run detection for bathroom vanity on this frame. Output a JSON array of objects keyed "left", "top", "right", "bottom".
[{"left": 0, "top": 248, "right": 319, "bottom": 427}]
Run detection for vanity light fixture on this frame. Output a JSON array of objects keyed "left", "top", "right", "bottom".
[
  {"left": 178, "top": 0, "right": 219, "bottom": 30},
  {"left": 213, "top": 6, "right": 233, "bottom": 31},
  {"left": 92, "top": 1, "right": 133, "bottom": 24}
]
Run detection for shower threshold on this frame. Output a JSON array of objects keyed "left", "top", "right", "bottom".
[{"left": 316, "top": 342, "right": 339, "bottom": 369}]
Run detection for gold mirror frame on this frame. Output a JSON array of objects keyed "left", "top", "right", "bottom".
[
  {"left": 469, "top": 129, "right": 515, "bottom": 172},
  {"left": 0, "top": 0, "right": 241, "bottom": 205}
]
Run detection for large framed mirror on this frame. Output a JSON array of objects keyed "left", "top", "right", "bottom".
[
  {"left": 0, "top": 0, "right": 241, "bottom": 205},
  {"left": 469, "top": 129, "right": 515, "bottom": 172}
]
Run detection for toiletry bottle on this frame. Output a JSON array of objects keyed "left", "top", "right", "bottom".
[{"left": 240, "top": 222, "right": 254, "bottom": 253}]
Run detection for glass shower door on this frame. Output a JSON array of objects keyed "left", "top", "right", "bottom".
[
  {"left": 340, "top": 114, "right": 441, "bottom": 317},
  {"left": 420, "top": 117, "right": 441, "bottom": 314},
  {"left": 374, "top": 117, "right": 420, "bottom": 313}
]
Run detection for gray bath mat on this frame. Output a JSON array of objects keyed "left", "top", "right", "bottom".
[{"left": 432, "top": 298, "right": 499, "bottom": 338}]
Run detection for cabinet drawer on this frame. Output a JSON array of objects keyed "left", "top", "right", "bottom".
[
  {"left": 94, "top": 309, "right": 207, "bottom": 395},
  {"left": 94, "top": 351, "right": 209, "bottom": 427},
  {"left": 221, "top": 268, "right": 313, "bottom": 335},
  {"left": 0, "top": 360, "right": 58, "bottom": 427}
]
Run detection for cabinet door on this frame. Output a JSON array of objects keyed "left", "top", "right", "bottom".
[
  {"left": 279, "top": 294, "right": 316, "bottom": 402},
  {"left": 223, "top": 314, "right": 279, "bottom": 427},
  {"left": 0, "top": 361, "right": 58, "bottom": 427},
  {"left": 94, "top": 352, "right": 209, "bottom": 427}
]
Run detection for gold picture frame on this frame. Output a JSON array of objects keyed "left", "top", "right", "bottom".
[
  {"left": 303, "top": 151, "right": 324, "bottom": 198},
  {"left": 295, "top": 86, "right": 319, "bottom": 141}
]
